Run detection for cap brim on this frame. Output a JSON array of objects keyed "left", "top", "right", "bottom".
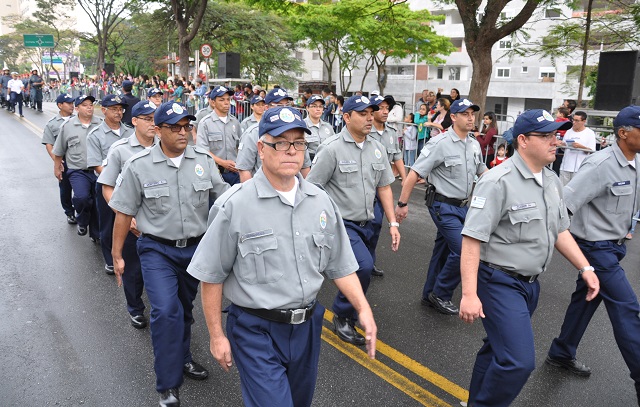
[
  {"left": 536, "top": 120, "right": 573, "bottom": 133},
  {"left": 162, "top": 113, "right": 197, "bottom": 125},
  {"left": 346, "top": 104, "right": 379, "bottom": 113},
  {"left": 264, "top": 123, "right": 312, "bottom": 137}
]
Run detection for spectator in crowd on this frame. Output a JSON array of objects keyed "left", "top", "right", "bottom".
[
  {"left": 552, "top": 106, "right": 572, "bottom": 175},
  {"left": 415, "top": 89, "right": 430, "bottom": 113},
  {"left": 403, "top": 113, "right": 417, "bottom": 167},
  {"left": 414, "top": 103, "right": 430, "bottom": 160},
  {"left": 489, "top": 144, "right": 508, "bottom": 168},
  {"left": 475, "top": 111, "right": 498, "bottom": 164},
  {"left": 425, "top": 98, "right": 452, "bottom": 138},
  {"left": 558, "top": 111, "right": 596, "bottom": 185}
]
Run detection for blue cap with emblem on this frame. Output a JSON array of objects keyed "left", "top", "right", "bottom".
[
  {"left": 342, "top": 95, "right": 379, "bottom": 113},
  {"left": 265, "top": 88, "right": 293, "bottom": 104},
  {"left": 131, "top": 100, "right": 157, "bottom": 117},
  {"left": 101, "top": 94, "right": 129, "bottom": 108},
  {"left": 250, "top": 95, "right": 265, "bottom": 105},
  {"left": 370, "top": 95, "right": 385, "bottom": 106},
  {"left": 613, "top": 105, "right": 640, "bottom": 128},
  {"left": 259, "top": 106, "right": 311, "bottom": 137},
  {"left": 74, "top": 95, "right": 96, "bottom": 106},
  {"left": 56, "top": 93, "right": 74, "bottom": 104},
  {"left": 305, "top": 94, "right": 325, "bottom": 106},
  {"left": 450, "top": 98, "right": 480, "bottom": 114},
  {"left": 209, "top": 85, "right": 234, "bottom": 99},
  {"left": 147, "top": 88, "right": 163, "bottom": 97},
  {"left": 513, "top": 109, "right": 573, "bottom": 137},
  {"left": 154, "top": 101, "right": 196, "bottom": 125}
]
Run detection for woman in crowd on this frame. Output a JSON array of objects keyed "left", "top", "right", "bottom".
[
  {"left": 425, "top": 98, "right": 451, "bottom": 138},
  {"left": 475, "top": 111, "right": 498, "bottom": 164}
]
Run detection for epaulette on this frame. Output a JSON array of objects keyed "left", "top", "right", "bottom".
[
  {"left": 585, "top": 149, "right": 611, "bottom": 167},
  {"left": 483, "top": 162, "right": 512, "bottom": 182},
  {"left": 128, "top": 148, "right": 151, "bottom": 162},
  {"left": 468, "top": 133, "right": 477, "bottom": 140},
  {"left": 216, "top": 183, "right": 244, "bottom": 207},
  {"left": 322, "top": 134, "right": 341, "bottom": 145},
  {"left": 193, "top": 145, "right": 211, "bottom": 156},
  {"left": 110, "top": 137, "right": 130, "bottom": 150}
]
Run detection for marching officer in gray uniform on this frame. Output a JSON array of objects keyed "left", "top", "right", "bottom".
[
  {"left": 42, "top": 93, "right": 76, "bottom": 224},
  {"left": 109, "top": 101, "right": 229, "bottom": 407},
  {"left": 546, "top": 105, "right": 640, "bottom": 405},
  {"left": 0, "top": 68, "right": 11, "bottom": 109},
  {"left": 28, "top": 69, "right": 44, "bottom": 112},
  {"left": 458, "top": 109, "right": 599, "bottom": 407},
  {"left": 395, "top": 98, "right": 487, "bottom": 315},
  {"left": 98, "top": 100, "right": 158, "bottom": 329},
  {"left": 237, "top": 88, "right": 312, "bottom": 182},
  {"left": 187, "top": 106, "right": 377, "bottom": 407},
  {"left": 52, "top": 95, "right": 102, "bottom": 240},
  {"left": 304, "top": 94, "right": 334, "bottom": 161},
  {"left": 196, "top": 85, "right": 242, "bottom": 185},
  {"left": 147, "top": 88, "right": 164, "bottom": 107},
  {"left": 193, "top": 91, "right": 213, "bottom": 144},
  {"left": 87, "top": 94, "right": 134, "bottom": 274},
  {"left": 239, "top": 95, "right": 266, "bottom": 133},
  {"left": 307, "top": 95, "right": 400, "bottom": 345}
]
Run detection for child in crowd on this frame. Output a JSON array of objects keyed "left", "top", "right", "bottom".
[
  {"left": 489, "top": 144, "right": 508, "bottom": 168},
  {"left": 403, "top": 113, "right": 418, "bottom": 167},
  {"left": 555, "top": 107, "right": 571, "bottom": 138}
]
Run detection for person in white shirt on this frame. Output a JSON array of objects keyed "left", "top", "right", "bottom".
[
  {"left": 559, "top": 111, "right": 596, "bottom": 185},
  {"left": 7, "top": 72, "right": 24, "bottom": 117}
]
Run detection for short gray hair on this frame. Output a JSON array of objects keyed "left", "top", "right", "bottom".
[{"left": 614, "top": 125, "right": 634, "bottom": 139}]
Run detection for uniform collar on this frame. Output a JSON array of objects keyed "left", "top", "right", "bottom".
[
  {"left": 151, "top": 143, "right": 196, "bottom": 163},
  {"left": 510, "top": 150, "right": 555, "bottom": 181},
  {"left": 305, "top": 117, "right": 321, "bottom": 128},
  {"left": 445, "top": 127, "right": 468, "bottom": 143},
  {"left": 71, "top": 115, "right": 101, "bottom": 126},
  {"left": 100, "top": 120, "right": 125, "bottom": 135},
  {"left": 340, "top": 128, "right": 369, "bottom": 144},
  {"left": 253, "top": 168, "right": 318, "bottom": 201},
  {"left": 612, "top": 140, "right": 637, "bottom": 168},
  {"left": 130, "top": 134, "right": 157, "bottom": 148},
  {"left": 208, "top": 110, "right": 228, "bottom": 122}
]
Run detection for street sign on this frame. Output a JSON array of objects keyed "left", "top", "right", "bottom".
[
  {"left": 23, "top": 34, "right": 55, "bottom": 48},
  {"left": 200, "top": 44, "right": 212, "bottom": 58}
]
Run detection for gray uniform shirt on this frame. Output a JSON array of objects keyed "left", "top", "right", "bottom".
[
  {"left": 412, "top": 128, "right": 487, "bottom": 200},
  {"left": 306, "top": 128, "right": 395, "bottom": 221},
  {"left": 87, "top": 121, "right": 135, "bottom": 168},
  {"left": 565, "top": 141, "right": 640, "bottom": 241},
  {"left": 369, "top": 123, "right": 402, "bottom": 163},
  {"left": 236, "top": 123, "right": 312, "bottom": 174},
  {"left": 97, "top": 134, "right": 158, "bottom": 187},
  {"left": 193, "top": 105, "right": 212, "bottom": 126},
  {"left": 187, "top": 169, "right": 358, "bottom": 309},
  {"left": 42, "top": 114, "right": 73, "bottom": 146},
  {"left": 462, "top": 150, "right": 570, "bottom": 277},
  {"left": 196, "top": 111, "right": 242, "bottom": 161},
  {"left": 109, "top": 143, "right": 230, "bottom": 240},
  {"left": 304, "top": 117, "right": 335, "bottom": 155},
  {"left": 51, "top": 116, "right": 102, "bottom": 170},
  {"left": 240, "top": 114, "right": 258, "bottom": 133}
]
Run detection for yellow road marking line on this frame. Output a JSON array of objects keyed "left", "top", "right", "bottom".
[
  {"left": 10, "top": 113, "right": 44, "bottom": 139},
  {"left": 324, "top": 309, "right": 469, "bottom": 402},
  {"left": 322, "top": 326, "right": 451, "bottom": 407}
]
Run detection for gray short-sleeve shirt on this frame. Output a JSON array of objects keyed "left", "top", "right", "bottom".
[
  {"left": 42, "top": 114, "right": 72, "bottom": 146},
  {"left": 186, "top": 169, "right": 358, "bottom": 309},
  {"left": 86, "top": 121, "right": 135, "bottom": 168},
  {"left": 196, "top": 111, "right": 242, "bottom": 161},
  {"left": 304, "top": 117, "right": 335, "bottom": 155},
  {"left": 97, "top": 134, "right": 158, "bottom": 187},
  {"left": 462, "top": 150, "right": 570, "bottom": 276},
  {"left": 240, "top": 114, "right": 258, "bottom": 133},
  {"left": 51, "top": 116, "right": 102, "bottom": 170},
  {"left": 369, "top": 123, "right": 402, "bottom": 163},
  {"left": 306, "top": 129, "right": 395, "bottom": 221}
]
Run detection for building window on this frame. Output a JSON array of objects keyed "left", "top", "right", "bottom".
[
  {"left": 312, "top": 52, "right": 320, "bottom": 60},
  {"left": 448, "top": 67, "right": 461, "bottom": 81},
  {"left": 499, "top": 40, "right": 512, "bottom": 49},
  {"left": 496, "top": 68, "right": 510, "bottom": 78},
  {"left": 539, "top": 68, "right": 556, "bottom": 79},
  {"left": 437, "top": 67, "right": 443, "bottom": 79},
  {"left": 545, "top": 8, "right": 562, "bottom": 18},
  {"left": 295, "top": 51, "right": 303, "bottom": 60},
  {"left": 521, "top": 66, "right": 528, "bottom": 73}
]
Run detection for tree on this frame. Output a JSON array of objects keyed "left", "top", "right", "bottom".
[{"left": 170, "top": 0, "right": 208, "bottom": 78}]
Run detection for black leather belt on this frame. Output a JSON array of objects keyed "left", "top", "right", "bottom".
[
  {"left": 239, "top": 301, "right": 316, "bottom": 325},
  {"left": 344, "top": 219, "right": 369, "bottom": 227},
  {"left": 217, "top": 165, "right": 228, "bottom": 174},
  {"left": 481, "top": 261, "right": 539, "bottom": 283},
  {"left": 144, "top": 234, "right": 203, "bottom": 248},
  {"left": 434, "top": 193, "right": 468, "bottom": 207}
]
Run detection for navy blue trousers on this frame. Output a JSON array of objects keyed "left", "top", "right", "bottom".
[
  {"left": 122, "top": 232, "right": 144, "bottom": 316},
  {"left": 221, "top": 171, "right": 240, "bottom": 186},
  {"left": 95, "top": 183, "right": 113, "bottom": 267},
  {"left": 423, "top": 201, "right": 467, "bottom": 301},
  {"left": 137, "top": 237, "right": 200, "bottom": 393},
  {"left": 549, "top": 238, "right": 640, "bottom": 384},
  {"left": 59, "top": 161, "right": 74, "bottom": 216},
  {"left": 468, "top": 263, "right": 540, "bottom": 407},
  {"left": 227, "top": 303, "right": 324, "bottom": 407},
  {"left": 370, "top": 196, "right": 384, "bottom": 264},
  {"left": 9, "top": 92, "right": 22, "bottom": 115},
  {"left": 67, "top": 169, "right": 99, "bottom": 238},
  {"left": 332, "top": 220, "right": 375, "bottom": 320}
]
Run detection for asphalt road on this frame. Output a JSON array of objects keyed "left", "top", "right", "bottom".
[{"left": 1, "top": 102, "right": 639, "bottom": 406}]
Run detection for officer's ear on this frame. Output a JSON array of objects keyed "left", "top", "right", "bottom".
[
  {"left": 343, "top": 112, "right": 351, "bottom": 124},
  {"left": 154, "top": 126, "right": 162, "bottom": 138}
]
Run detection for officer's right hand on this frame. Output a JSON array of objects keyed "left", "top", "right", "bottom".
[
  {"left": 459, "top": 294, "right": 485, "bottom": 324},
  {"left": 130, "top": 218, "right": 141, "bottom": 237},
  {"left": 113, "top": 256, "right": 125, "bottom": 287},
  {"left": 211, "top": 335, "right": 233, "bottom": 372},
  {"left": 357, "top": 308, "right": 377, "bottom": 359},
  {"left": 221, "top": 159, "right": 238, "bottom": 173},
  {"left": 395, "top": 205, "right": 408, "bottom": 223},
  {"left": 54, "top": 164, "right": 63, "bottom": 181}
]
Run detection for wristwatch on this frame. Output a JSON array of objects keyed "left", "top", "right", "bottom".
[
  {"left": 578, "top": 266, "right": 595, "bottom": 275},
  {"left": 397, "top": 201, "right": 408, "bottom": 207},
  {"left": 389, "top": 222, "right": 400, "bottom": 228}
]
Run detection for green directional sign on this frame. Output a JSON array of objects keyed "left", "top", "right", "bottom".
[{"left": 23, "top": 34, "right": 55, "bottom": 48}]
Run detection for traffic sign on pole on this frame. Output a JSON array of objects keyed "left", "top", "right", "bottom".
[
  {"left": 23, "top": 34, "right": 55, "bottom": 48},
  {"left": 200, "top": 44, "right": 212, "bottom": 58}
]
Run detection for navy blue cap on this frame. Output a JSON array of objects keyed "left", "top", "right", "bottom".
[
  {"left": 259, "top": 107, "right": 311, "bottom": 137},
  {"left": 122, "top": 80, "right": 133, "bottom": 91},
  {"left": 154, "top": 102, "right": 196, "bottom": 125},
  {"left": 450, "top": 98, "right": 480, "bottom": 114},
  {"left": 101, "top": 94, "right": 128, "bottom": 108},
  {"left": 613, "top": 105, "right": 640, "bottom": 128},
  {"left": 131, "top": 100, "right": 157, "bottom": 117},
  {"left": 250, "top": 95, "right": 265, "bottom": 105},
  {"left": 342, "top": 95, "right": 379, "bottom": 113},
  {"left": 209, "top": 85, "right": 234, "bottom": 99},
  {"left": 370, "top": 95, "right": 385, "bottom": 106},
  {"left": 147, "top": 88, "right": 163, "bottom": 97},
  {"left": 56, "top": 93, "right": 74, "bottom": 104},
  {"left": 264, "top": 88, "right": 293, "bottom": 104},
  {"left": 513, "top": 109, "right": 573, "bottom": 137},
  {"left": 305, "top": 94, "right": 325, "bottom": 106},
  {"left": 74, "top": 95, "right": 95, "bottom": 106}
]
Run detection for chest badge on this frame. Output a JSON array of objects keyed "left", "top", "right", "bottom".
[
  {"left": 320, "top": 210, "right": 327, "bottom": 229},
  {"left": 374, "top": 148, "right": 382, "bottom": 159},
  {"left": 390, "top": 136, "right": 394, "bottom": 145},
  {"left": 195, "top": 164, "right": 204, "bottom": 177}
]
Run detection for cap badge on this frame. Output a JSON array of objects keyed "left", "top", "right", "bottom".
[
  {"left": 148, "top": 101, "right": 156, "bottom": 109},
  {"left": 542, "top": 111, "right": 554, "bottom": 121},
  {"left": 172, "top": 103, "right": 184, "bottom": 114},
  {"left": 279, "top": 108, "right": 295, "bottom": 123},
  {"left": 361, "top": 96, "right": 370, "bottom": 104}
]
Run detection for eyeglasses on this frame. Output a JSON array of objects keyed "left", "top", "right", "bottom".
[
  {"left": 160, "top": 124, "right": 194, "bottom": 132},
  {"left": 526, "top": 131, "right": 557, "bottom": 140},
  {"left": 106, "top": 107, "right": 125, "bottom": 113},
  {"left": 262, "top": 140, "right": 308, "bottom": 151},
  {"left": 135, "top": 116, "right": 154, "bottom": 122},
  {"left": 307, "top": 104, "right": 324, "bottom": 109}
]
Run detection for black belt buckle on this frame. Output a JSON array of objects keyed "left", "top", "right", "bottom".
[
  {"left": 459, "top": 198, "right": 469, "bottom": 208},
  {"left": 289, "top": 308, "right": 307, "bottom": 325},
  {"left": 526, "top": 275, "right": 537, "bottom": 283},
  {"left": 176, "top": 238, "right": 188, "bottom": 248}
]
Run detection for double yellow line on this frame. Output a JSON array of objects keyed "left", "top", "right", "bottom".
[{"left": 322, "top": 310, "right": 468, "bottom": 406}]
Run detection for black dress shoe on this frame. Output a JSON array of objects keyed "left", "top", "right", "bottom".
[
  {"left": 130, "top": 314, "right": 147, "bottom": 329},
  {"left": 183, "top": 361, "right": 209, "bottom": 380},
  {"left": 66, "top": 215, "right": 77, "bottom": 224},
  {"left": 428, "top": 292, "right": 459, "bottom": 315},
  {"left": 105, "top": 265, "right": 115, "bottom": 275},
  {"left": 420, "top": 296, "right": 431, "bottom": 306},
  {"left": 77, "top": 225, "right": 87, "bottom": 236},
  {"left": 371, "top": 265, "right": 384, "bottom": 277},
  {"left": 333, "top": 315, "right": 366, "bottom": 346},
  {"left": 545, "top": 355, "right": 591, "bottom": 377},
  {"left": 159, "top": 388, "right": 180, "bottom": 407}
]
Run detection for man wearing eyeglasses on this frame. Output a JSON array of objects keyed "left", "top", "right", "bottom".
[
  {"left": 307, "top": 95, "right": 400, "bottom": 346},
  {"left": 188, "top": 106, "right": 376, "bottom": 407},
  {"left": 458, "top": 109, "right": 599, "bottom": 407},
  {"left": 87, "top": 95, "right": 134, "bottom": 275},
  {"left": 304, "top": 94, "right": 334, "bottom": 161},
  {"left": 98, "top": 100, "right": 158, "bottom": 330},
  {"left": 558, "top": 111, "right": 596, "bottom": 185},
  {"left": 196, "top": 86, "right": 242, "bottom": 185},
  {"left": 110, "top": 101, "right": 229, "bottom": 407}
]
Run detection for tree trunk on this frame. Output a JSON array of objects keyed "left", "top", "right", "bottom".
[
  {"left": 97, "top": 42, "right": 106, "bottom": 74},
  {"left": 467, "top": 44, "right": 493, "bottom": 126},
  {"left": 179, "top": 37, "right": 191, "bottom": 79},
  {"left": 578, "top": 0, "right": 594, "bottom": 106}
]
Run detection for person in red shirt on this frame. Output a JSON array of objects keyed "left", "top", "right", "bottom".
[{"left": 489, "top": 144, "right": 508, "bottom": 168}]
